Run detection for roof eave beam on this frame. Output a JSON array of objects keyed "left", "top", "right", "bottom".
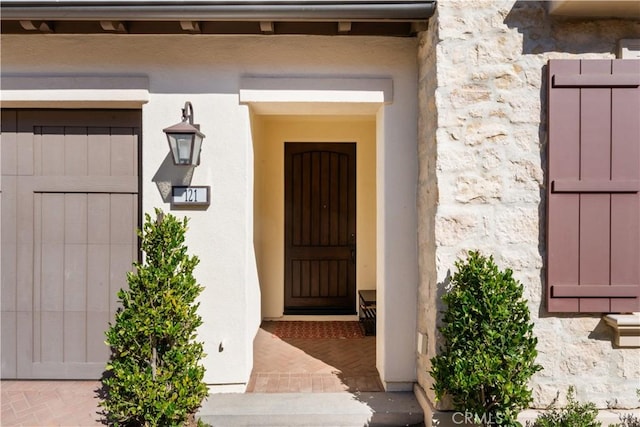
[
  {"left": 100, "top": 20, "right": 127, "bottom": 32},
  {"left": 0, "top": 2, "right": 437, "bottom": 22},
  {"left": 19, "top": 20, "right": 52, "bottom": 31},
  {"left": 179, "top": 20, "right": 201, "bottom": 32}
]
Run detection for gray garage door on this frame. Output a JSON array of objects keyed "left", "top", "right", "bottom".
[{"left": 1, "top": 110, "right": 140, "bottom": 379}]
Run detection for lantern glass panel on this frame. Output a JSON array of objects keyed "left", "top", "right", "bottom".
[
  {"left": 192, "top": 134, "right": 203, "bottom": 165},
  {"left": 168, "top": 133, "right": 194, "bottom": 165}
]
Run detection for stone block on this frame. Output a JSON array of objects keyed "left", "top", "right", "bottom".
[{"left": 455, "top": 175, "right": 502, "bottom": 204}]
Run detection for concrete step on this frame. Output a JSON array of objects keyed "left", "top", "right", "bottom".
[{"left": 198, "top": 392, "right": 424, "bottom": 427}]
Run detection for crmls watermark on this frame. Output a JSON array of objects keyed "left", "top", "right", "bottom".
[{"left": 452, "top": 411, "right": 506, "bottom": 425}]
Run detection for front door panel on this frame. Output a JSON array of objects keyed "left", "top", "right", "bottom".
[{"left": 284, "top": 143, "right": 356, "bottom": 314}]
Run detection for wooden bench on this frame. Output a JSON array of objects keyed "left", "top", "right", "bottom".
[{"left": 358, "top": 290, "right": 376, "bottom": 336}]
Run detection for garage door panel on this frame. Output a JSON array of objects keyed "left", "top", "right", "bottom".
[
  {"left": 110, "top": 128, "right": 137, "bottom": 176},
  {"left": 32, "top": 193, "right": 43, "bottom": 313},
  {"left": 64, "top": 311, "right": 87, "bottom": 363},
  {"left": 32, "top": 176, "right": 138, "bottom": 193},
  {"left": 40, "top": 243, "right": 65, "bottom": 312},
  {"left": 30, "top": 362, "right": 106, "bottom": 380},
  {"left": 110, "top": 243, "right": 135, "bottom": 309},
  {"left": 1, "top": 176, "right": 17, "bottom": 244},
  {"left": 64, "top": 127, "right": 89, "bottom": 176},
  {"left": 1, "top": 110, "right": 17, "bottom": 175},
  {"left": 40, "top": 311, "right": 64, "bottom": 363},
  {"left": 16, "top": 311, "right": 31, "bottom": 378},
  {"left": 87, "top": 311, "right": 110, "bottom": 362},
  {"left": 65, "top": 193, "right": 88, "bottom": 244},
  {"left": 1, "top": 136, "right": 18, "bottom": 175},
  {"left": 111, "top": 194, "right": 136, "bottom": 245},
  {"left": 17, "top": 179, "right": 34, "bottom": 244},
  {"left": 87, "top": 244, "right": 110, "bottom": 312},
  {"left": 1, "top": 176, "right": 18, "bottom": 314},
  {"left": 1, "top": 311, "right": 17, "bottom": 377},
  {"left": 40, "top": 127, "right": 65, "bottom": 176},
  {"left": 1, "top": 243, "right": 17, "bottom": 311},
  {"left": 41, "top": 194, "right": 65, "bottom": 243},
  {"left": 88, "top": 194, "right": 110, "bottom": 244},
  {"left": 64, "top": 244, "right": 88, "bottom": 312},
  {"left": 13, "top": 113, "right": 35, "bottom": 176},
  {"left": 2, "top": 109, "right": 140, "bottom": 380},
  {"left": 31, "top": 311, "right": 40, "bottom": 365},
  {"left": 88, "top": 129, "right": 111, "bottom": 176},
  {"left": 16, "top": 243, "right": 34, "bottom": 312},
  {"left": 17, "top": 126, "right": 34, "bottom": 177}
]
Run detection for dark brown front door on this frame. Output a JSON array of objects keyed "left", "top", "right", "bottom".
[{"left": 284, "top": 143, "right": 356, "bottom": 314}]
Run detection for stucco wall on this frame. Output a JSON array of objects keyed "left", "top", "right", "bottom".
[
  {"left": 417, "top": 0, "right": 640, "bottom": 410},
  {"left": 1, "top": 33, "right": 419, "bottom": 390}
]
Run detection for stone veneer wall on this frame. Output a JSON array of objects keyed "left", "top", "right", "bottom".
[{"left": 417, "top": 0, "right": 640, "bottom": 411}]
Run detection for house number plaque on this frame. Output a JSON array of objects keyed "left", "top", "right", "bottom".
[{"left": 171, "top": 186, "right": 210, "bottom": 206}]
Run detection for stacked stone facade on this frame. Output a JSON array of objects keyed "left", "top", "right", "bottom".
[{"left": 417, "top": 0, "right": 640, "bottom": 412}]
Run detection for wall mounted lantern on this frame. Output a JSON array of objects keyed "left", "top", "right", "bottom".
[{"left": 163, "top": 101, "right": 205, "bottom": 166}]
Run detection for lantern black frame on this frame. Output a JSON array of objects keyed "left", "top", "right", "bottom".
[{"left": 163, "top": 101, "right": 205, "bottom": 166}]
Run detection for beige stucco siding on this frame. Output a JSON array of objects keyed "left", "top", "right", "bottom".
[{"left": 1, "top": 34, "right": 419, "bottom": 390}]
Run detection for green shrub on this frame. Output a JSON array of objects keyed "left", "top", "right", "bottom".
[
  {"left": 527, "top": 386, "right": 601, "bottom": 427},
  {"left": 611, "top": 389, "right": 640, "bottom": 427},
  {"left": 101, "top": 209, "right": 208, "bottom": 427},
  {"left": 613, "top": 413, "right": 640, "bottom": 427},
  {"left": 430, "top": 251, "right": 542, "bottom": 426}
]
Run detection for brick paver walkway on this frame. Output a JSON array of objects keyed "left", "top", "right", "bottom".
[
  {"left": 0, "top": 380, "right": 103, "bottom": 426},
  {"left": 0, "top": 322, "right": 382, "bottom": 425},
  {"left": 248, "top": 322, "right": 382, "bottom": 393}
]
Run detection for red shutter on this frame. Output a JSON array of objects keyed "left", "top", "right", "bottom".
[{"left": 547, "top": 59, "right": 640, "bottom": 313}]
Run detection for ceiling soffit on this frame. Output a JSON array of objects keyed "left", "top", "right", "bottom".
[{"left": 0, "top": 1, "right": 437, "bottom": 36}]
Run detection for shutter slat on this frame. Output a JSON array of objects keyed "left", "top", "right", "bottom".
[
  {"left": 547, "top": 60, "right": 581, "bottom": 313},
  {"left": 552, "top": 285, "right": 638, "bottom": 298},
  {"left": 552, "top": 179, "right": 640, "bottom": 193},
  {"left": 553, "top": 73, "right": 640, "bottom": 87},
  {"left": 610, "top": 59, "right": 640, "bottom": 313},
  {"left": 578, "top": 60, "right": 613, "bottom": 312}
]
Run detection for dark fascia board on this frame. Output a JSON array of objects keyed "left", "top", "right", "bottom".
[{"left": 0, "top": 1, "right": 437, "bottom": 22}]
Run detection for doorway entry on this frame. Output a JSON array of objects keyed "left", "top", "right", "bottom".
[
  {"left": 284, "top": 143, "right": 357, "bottom": 315},
  {"left": 245, "top": 76, "right": 418, "bottom": 392}
]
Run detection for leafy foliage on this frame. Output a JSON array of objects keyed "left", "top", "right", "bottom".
[
  {"left": 101, "top": 209, "right": 208, "bottom": 426},
  {"left": 527, "top": 387, "right": 601, "bottom": 427},
  {"left": 614, "top": 413, "right": 640, "bottom": 427},
  {"left": 611, "top": 389, "right": 640, "bottom": 427},
  {"left": 430, "top": 251, "right": 542, "bottom": 426}
]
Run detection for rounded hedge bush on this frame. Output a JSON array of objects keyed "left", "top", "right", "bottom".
[
  {"left": 430, "top": 250, "right": 542, "bottom": 427},
  {"left": 101, "top": 209, "right": 208, "bottom": 427}
]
